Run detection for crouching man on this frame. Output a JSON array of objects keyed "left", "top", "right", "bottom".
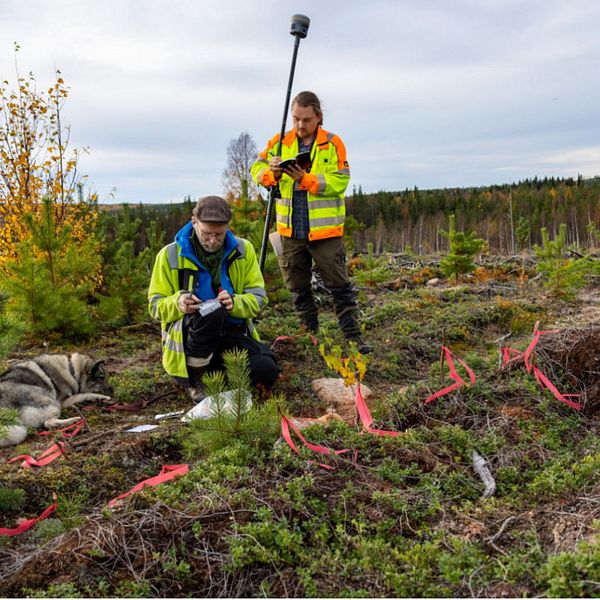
[{"left": 148, "top": 195, "right": 279, "bottom": 397}]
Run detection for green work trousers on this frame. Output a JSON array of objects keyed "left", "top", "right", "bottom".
[
  {"left": 278, "top": 236, "right": 360, "bottom": 336},
  {"left": 279, "top": 236, "right": 349, "bottom": 291}
]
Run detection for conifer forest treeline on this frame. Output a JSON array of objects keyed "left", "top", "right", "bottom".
[
  {"left": 346, "top": 176, "right": 600, "bottom": 254},
  {"left": 113, "top": 177, "right": 600, "bottom": 256}
]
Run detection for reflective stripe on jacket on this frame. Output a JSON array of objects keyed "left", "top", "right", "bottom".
[
  {"left": 251, "top": 126, "right": 350, "bottom": 241},
  {"left": 148, "top": 223, "right": 268, "bottom": 382}
]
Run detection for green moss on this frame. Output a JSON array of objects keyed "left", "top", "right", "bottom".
[{"left": 109, "top": 364, "right": 167, "bottom": 403}]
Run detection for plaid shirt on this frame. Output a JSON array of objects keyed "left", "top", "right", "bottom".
[{"left": 291, "top": 138, "right": 314, "bottom": 239}]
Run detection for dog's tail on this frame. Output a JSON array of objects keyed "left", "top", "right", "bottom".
[{"left": 0, "top": 424, "right": 28, "bottom": 447}]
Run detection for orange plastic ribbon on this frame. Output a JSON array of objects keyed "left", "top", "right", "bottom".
[
  {"left": 424, "top": 346, "right": 476, "bottom": 404},
  {"left": 8, "top": 441, "right": 67, "bottom": 469},
  {"left": 108, "top": 464, "right": 189, "bottom": 507},
  {"left": 0, "top": 503, "right": 57, "bottom": 537},
  {"left": 501, "top": 326, "right": 581, "bottom": 411},
  {"left": 37, "top": 419, "right": 85, "bottom": 438},
  {"left": 280, "top": 414, "right": 351, "bottom": 470},
  {"left": 355, "top": 383, "right": 402, "bottom": 436}
]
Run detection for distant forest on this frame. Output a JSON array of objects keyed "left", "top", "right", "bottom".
[
  {"left": 107, "top": 176, "right": 600, "bottom": 255},
  {"left": 346, "top": 175, "right": 600, "bottom": 254}
]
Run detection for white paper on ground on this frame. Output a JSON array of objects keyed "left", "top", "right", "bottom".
[
  {"left": 155, "top": 410, "right": 185, "bottom": 420},
  {"left": 126, "top": 424, "right": 159, "bottom": 433},
  {"left": 182, "top": 390, "right": 252, "bottom": 422}
]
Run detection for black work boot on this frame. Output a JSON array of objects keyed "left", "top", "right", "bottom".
[
  {"left": 330, "top": 284, "right": 372, "bottom": 354},
  {"left": 338, "top": 310, "right": 372, "bottom": 354},
  {"left": 186, "top": 365, "right": 207, "bottom": 402},
  {"left": 345, "top": 333, "right": 373, "bottom": 355},
  {"left": 300, "top": 315, "right": 319, "bottom": 334},
  {"left": 292, "top": 285, "right": 319, "bottom": 334}
]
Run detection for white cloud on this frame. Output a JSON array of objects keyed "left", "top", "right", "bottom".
[
  {"left": 1, "top": 0, "right": 599, "bottom": 201},
  {"left": 535, "top": 146, "right": 600, "bottom": 178}
]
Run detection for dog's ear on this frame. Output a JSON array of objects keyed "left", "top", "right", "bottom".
[{"left": 90, "top": 360, "right": 106, "bottom": 378}]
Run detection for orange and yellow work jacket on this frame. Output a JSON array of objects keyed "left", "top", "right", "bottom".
[{"left": 251, "top": 126, "right": 350, "bottom": 241}]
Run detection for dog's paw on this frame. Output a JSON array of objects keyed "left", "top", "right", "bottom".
[{"left": 81, "top": 394, "right": 113, "bottom": 405}]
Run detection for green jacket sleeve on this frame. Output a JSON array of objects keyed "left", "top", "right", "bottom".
[
  {"left": 251, "top": 133, "right": 280, "bottom": 188},
  {"left": 148, "top": 246, "right": 185, "bottom": 324}
]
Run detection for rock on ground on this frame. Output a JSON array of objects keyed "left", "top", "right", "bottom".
[{"left": 311, "top": 377, "right": 373, "bottom": 423}]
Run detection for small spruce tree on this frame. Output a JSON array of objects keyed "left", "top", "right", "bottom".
[
  {"left": 0, "top": 293, "right": 25, "bottom": 362},
  {"left": 0, "top": 485, "right": 26, "bottom": 513},
  {"left": 515, "top": 217, "right": 531, "bottom": 252},
  {"left": 229, "top": 191, "right": 264, "bottom": 253},
  {"left": 534, "top": 223, "right": 598, "bottom": 299},
  {"left": 97, "top": 241, "right": 150, "bottom": 325},
  {"left": 183, "top": 348, "right": 280, "bottom": 456},
  {"left": 439, "top": 214, "right": 485, "bottom": 281},
  {"left": 1, "top": 197, "right": 101, "bottom": 337}
]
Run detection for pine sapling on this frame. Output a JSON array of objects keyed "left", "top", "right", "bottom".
[
  {"left": 353, "top": 242, "right": 389, "bottom": 287},
  {"left": 97, "top": 240, "right": 150, "bottom": 325},
  {"left": 0, "top": 485, "right": 26, "bottom": 513},
  {"left": 0, "top": 298, "right": 25, "bottom": 361},
  {"left": 1, "top": 197, "right": 100, "bottom": 337},
  {"left": 0, "top": 407, "right": 18, "bottom": 444},
  {"left": 439, "top": 214, "right": 485, "bottom": 281},
  {"left": 516, "top": 217, "right": 531, "bottom": 252},
  {"left": 534, "top": 223, "right": 597, "bottom": 299},
  {"left": 183, "top": 349, "right": 280, "bottom": 456}
]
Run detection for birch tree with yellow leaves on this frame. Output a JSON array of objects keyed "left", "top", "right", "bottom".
[
  {"left": 0, "top": 47, "right": 102, "bottom": 337},
  {"left": 0, "top": 46, "right": 99, "bottom": 273}
]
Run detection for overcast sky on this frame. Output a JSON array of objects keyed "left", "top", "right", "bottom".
[{"left": 1, "top": 0, "right": 599, "bottom": 204}]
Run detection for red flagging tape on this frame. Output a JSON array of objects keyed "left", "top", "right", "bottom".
[
  {"left": 501, "top": 326, "right": 582, "bottom": 411},
  {"left": 9, "top": 419, "right": 87, "bottom": 469},
  {"left": 0, "top": 503, "right": 57, "bottom": 537},
  {"left": 280, "top": 379, "right": 405, "bottom": 469},
  {"left": 108, "top": 464, "right": 189, "bottom": 507},
  {"left": 8, "top": 441, "right": 67, "bottom": 469},
  {"left": 355, "top": 383, "right": 402, "bottom": 437},
  {"left": 532, "top": 367, "right": 583, "bottom": 411},
  {"left": 281, "top": 415, "right": 351, "bottom": 470},
  {"left": 502, "top": 346, "right": 524, "bottom": 366},
  {"left": 425, "top": 346, "right": 476, "bottom": 404},
  {"left": 37, "top": 419, "right": 85, "bottom": 438}
]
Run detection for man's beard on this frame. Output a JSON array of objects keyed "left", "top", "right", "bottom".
[{"left": 200, "top": 239, "right": 223, "bottom": 253}]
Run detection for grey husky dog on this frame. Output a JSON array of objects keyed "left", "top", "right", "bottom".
[{"left": 0, "top": 353, "right": 113, "bottom": 446}]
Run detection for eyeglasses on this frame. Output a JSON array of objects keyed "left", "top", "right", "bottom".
[{"left": 198, "top": 230, "right": 226, "bottom": 241}]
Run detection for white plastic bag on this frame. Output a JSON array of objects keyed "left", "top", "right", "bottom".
[{"left": 181, "top": 390, "right": 252, "bottom": 422}]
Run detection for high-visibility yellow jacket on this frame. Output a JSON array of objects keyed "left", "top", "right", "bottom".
[
  {"left": 148, "top": 223, "right": 268, "bottom": 384},
  {"left": 251, "top": 126, "right": 350, "bottom": 240}
]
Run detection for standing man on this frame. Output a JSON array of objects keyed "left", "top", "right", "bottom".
[
  {"left": 252, "top": 91, "right": 370, "bottom": 353},
  {"left": 148, "top": 195, "right": 278, "bottom": 397}
]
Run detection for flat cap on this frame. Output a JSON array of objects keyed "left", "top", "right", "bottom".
[{"left": 193, "top": 195, "right": 232, "bottom": 223}]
